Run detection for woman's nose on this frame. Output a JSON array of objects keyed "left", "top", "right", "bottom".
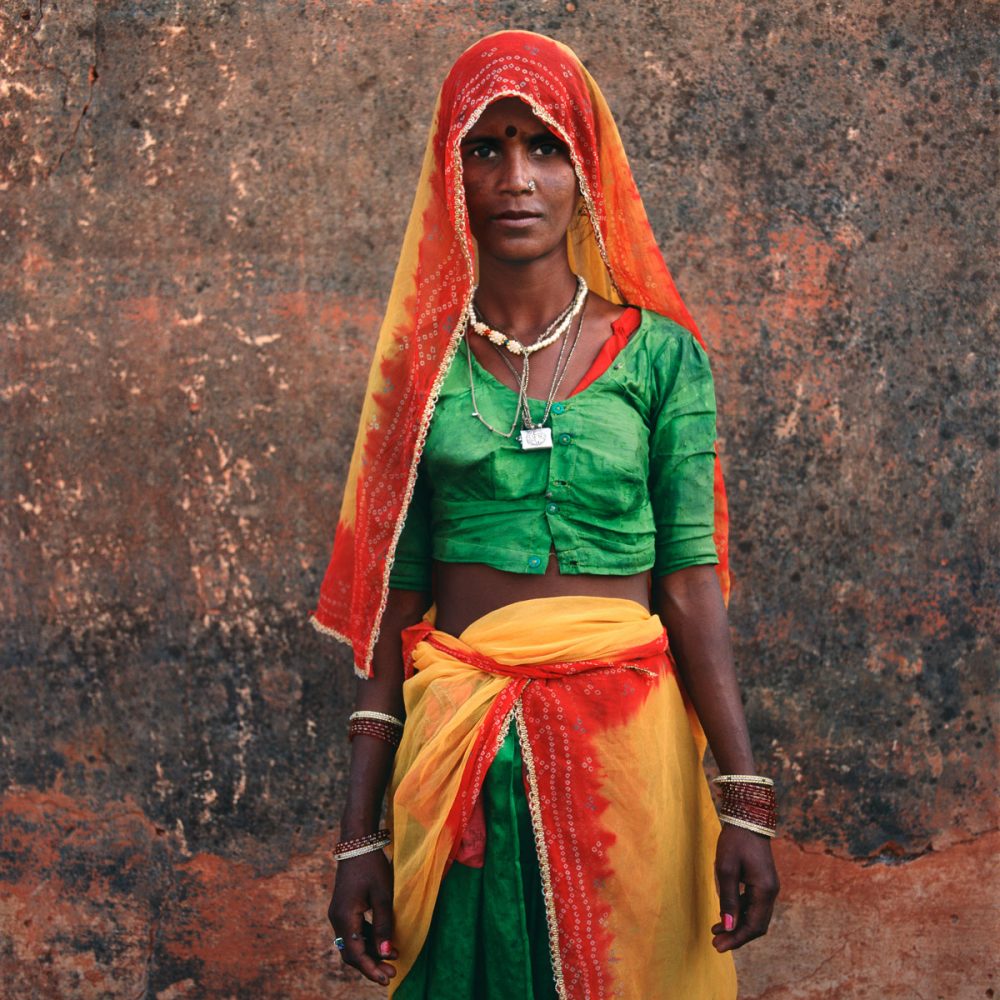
[{"left": 498, "top": 147, "right": 534, "bottom": 195}]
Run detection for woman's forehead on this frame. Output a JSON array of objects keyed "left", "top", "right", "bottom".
[{"left": 473, "top": 96, "right": 551, "bottom": 133}]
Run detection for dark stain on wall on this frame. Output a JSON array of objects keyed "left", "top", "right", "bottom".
[{"left": 2, "top": 1, "right": 997, "bottom": 996}]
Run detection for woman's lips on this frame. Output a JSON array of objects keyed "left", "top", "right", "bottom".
[{"left": 493, "top": 211, "right": 542, "bottom": 229}]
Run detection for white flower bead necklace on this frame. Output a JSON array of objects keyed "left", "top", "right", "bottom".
[{"left": 469, "top": 274, "right": 588, "bottom": 357}]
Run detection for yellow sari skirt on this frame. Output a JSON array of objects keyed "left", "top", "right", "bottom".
[{"left": 388, "top": 596, "right": 737, "bottom": 999}]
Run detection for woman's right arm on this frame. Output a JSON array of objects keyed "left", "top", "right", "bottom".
[{"left": 328, "top": 586, "right": 428, "bottom": 986}]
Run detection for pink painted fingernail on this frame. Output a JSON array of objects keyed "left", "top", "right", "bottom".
[
  {"left": 379, "top": 940, "right": 393, "bottom": 957},
  {"left": 723, "top": 913, "right": 735, "bottom": 932}
]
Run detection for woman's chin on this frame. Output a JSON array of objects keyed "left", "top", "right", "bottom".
[{"left": 480, "top": 239, "right": 565, "bottom": 267}]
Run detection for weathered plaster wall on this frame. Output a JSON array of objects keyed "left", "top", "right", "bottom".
[{"left": 1, "top": 1, "right": 996, "bottom": 997}]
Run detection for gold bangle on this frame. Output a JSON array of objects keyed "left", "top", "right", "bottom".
[
  {"left": 719, "top": 815, "right": 776, "bottom": 838},
  {"left": 349, "top": 710, "right": 404, "bottom": 729}
]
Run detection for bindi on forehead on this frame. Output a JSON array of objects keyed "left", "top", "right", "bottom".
[{"left": 505, "top": 125, "right": 517, "bottom": 138}]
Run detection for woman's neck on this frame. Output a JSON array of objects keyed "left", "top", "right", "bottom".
[{"left": 473, "top": 253, "right": 578, "bottom": 339}]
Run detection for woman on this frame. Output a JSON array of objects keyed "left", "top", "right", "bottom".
[{"left": 312, "top": 30, "right": 779, "bottom": 999}]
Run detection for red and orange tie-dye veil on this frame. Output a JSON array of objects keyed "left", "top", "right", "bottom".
[{"left": 311, "top": 30, "right": 730, "bottom": 676}]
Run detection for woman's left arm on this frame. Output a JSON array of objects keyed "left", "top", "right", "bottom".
[{"left": 654, "top": 565, "right": 780, "bottom": 953}]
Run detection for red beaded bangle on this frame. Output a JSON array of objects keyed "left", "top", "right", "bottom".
[
  {"left": 333, "top": 829, "right": 391, "bottom": 861},
  {"left": 712, "top": 775, "right": 777, "bottom": 837},
  {"left": 348, "top": 718, "right": 403, "bottom": 749}
]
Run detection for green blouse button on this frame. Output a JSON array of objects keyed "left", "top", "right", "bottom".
[
  {"left": 552, "top": 402, "right": 566, "bottom": 415},
  {"left": 546, "top": 502, "right": 559, "bottom": 515},
  {"left": 558, "top": 433, "right": 572, "bottom": 445},
  {"left": 527, "top": 555, "right": 542, "bottom": 569}
]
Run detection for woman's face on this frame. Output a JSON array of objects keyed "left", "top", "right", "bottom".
[{"left": 460, "top": 97, "right": 579, "bottom": 266}]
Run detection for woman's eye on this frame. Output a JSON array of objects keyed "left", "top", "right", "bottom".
[
  {"left": 534, "top": 141, "right": 565, "bottom": 157},
  {"left": 469, "top": 144, "right": 495, "bottom": 159}
]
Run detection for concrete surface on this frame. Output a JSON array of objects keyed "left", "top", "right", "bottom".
[{"left": 1, "top": 0, "right": 997, "bottom": 997}]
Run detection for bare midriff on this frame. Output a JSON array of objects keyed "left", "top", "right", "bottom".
[{"left": 433, "top": 555, "right": 650, "bottom": 636}]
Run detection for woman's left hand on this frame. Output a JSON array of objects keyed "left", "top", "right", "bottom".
[{"left": 711, "top": 823, "right": 780, "bottom": 952}]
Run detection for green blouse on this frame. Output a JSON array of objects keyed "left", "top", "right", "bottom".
[{"left": 389, "top": 309, "right": 718, "bottom": 591}]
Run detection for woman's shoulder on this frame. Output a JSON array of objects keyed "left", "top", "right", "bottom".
[
  {"left": 626, "top": 309, "right": 714, "bottom": 405},
  {"left": 634, "top": 307, "right": 700, "bottom": 342},
  {"left": 631, "top": 308, "right": 711, "bottom": 366}
]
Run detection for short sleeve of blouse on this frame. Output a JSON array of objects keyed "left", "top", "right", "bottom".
[{"left": 648, "top": 327, "right": 719, "bottom": 577}]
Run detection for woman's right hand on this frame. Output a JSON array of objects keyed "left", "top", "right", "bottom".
[{"left": 328, "top": 850, "right": 398, "bottom": 986}]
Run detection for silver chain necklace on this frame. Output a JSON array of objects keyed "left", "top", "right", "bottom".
[
  {"left": 465, "top": 332, "right": 526, "bottom": 440},
  {"left": 466, "top": 295, "right": 587, "bottom": 450},
  {"left": 493, "top": 299, "right": 584, "bottom": 448}
]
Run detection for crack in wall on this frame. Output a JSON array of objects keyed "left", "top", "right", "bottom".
[
  {"left": 45, "top": 0, "right": 101, "bottom": 180},
  {"left": 29, "top": 0, "right": 46, "bottom": 41},
  {"left": 49, "top": 60, "right": 97, "bottom": 177}
]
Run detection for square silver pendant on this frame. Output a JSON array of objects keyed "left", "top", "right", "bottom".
[{"left": 519, "top": 427, "right": 553, "bottom": 450}]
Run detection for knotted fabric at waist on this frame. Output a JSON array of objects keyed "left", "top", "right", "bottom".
[{"left": 401, "top": 595, "right": 670, "bottom": 681}]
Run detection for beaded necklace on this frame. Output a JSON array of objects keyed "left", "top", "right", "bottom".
[
  {"left": 466, "top": 295, "right": 587, "bottom": 450},
  {"left": 469, "top": 275, "right": 587, "bottom": 357}
]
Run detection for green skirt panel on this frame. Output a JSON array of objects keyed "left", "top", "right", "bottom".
[{"left": 395, "top": 726, "right": 558, "bottom": 1000}]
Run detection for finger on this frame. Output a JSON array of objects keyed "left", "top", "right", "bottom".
[
  {"left": 715, "top": 883, "right": 776, "bottom": 952},
  {"left": 361, "top": 919, "right": 398, "bottom": 981},
  {"left": 337, "top": 909, "right": 393, "bottom": 986},
  {"left": 713, "top": 855, "right": 741, "bottom": 938},
  {"left": 741, "top": 881, "right": 777, "bottom": 939},
  {"left": 371, "top": 888, "right": 398, "bottom": 961}
]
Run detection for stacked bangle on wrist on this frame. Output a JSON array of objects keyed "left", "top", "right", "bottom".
[
  {"left": 350, "top": 710, "right": 404, "bottom": 727},
  {"left": 332, "top": 828, "right": 392, "bottom": 861},
  {"left": 348, "top": 710, "right": 404, "bottom": 749},
  {"left": 712, "top": 774, "right": 777, "bottom": 838}
]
